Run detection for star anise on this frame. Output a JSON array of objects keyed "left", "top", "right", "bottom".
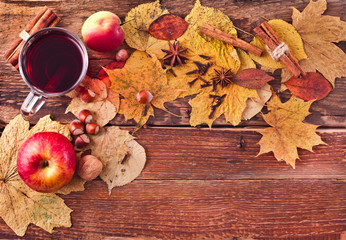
[
  {"left": 211, "top": 68, "right": 233, "bottom": 90},
  {"left": 162, "top": 41, "right": 188, "bottom": 68}
]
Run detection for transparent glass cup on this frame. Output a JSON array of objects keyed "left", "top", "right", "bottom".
[{"left": 18, "top": 27, "right": 88, "bottom": 116}]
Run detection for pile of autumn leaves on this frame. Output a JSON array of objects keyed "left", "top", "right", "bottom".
[
  {"left": 0, "top": 0, "right": 345, "bottom": 237},
  {"left": 67, "top": 0, "right": 344, "bottom": 168}
]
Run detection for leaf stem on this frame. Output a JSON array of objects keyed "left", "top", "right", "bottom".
[{"left": 121, "top": 18, "right": 135, "bottom": 26}]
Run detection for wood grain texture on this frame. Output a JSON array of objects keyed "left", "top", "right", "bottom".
[
  {"left": 132, "top": 128, "right": 346, "bottom": 180},
  {"left": 0, "top": 0, "right": 345, "bottom": 127},
  {"left": 0, "top": 0, "right": 345, "bottom": 239},
  {"left": 0, "top": 127, "right": 344, "bottom": 239},
  {"left": 0, "top": 180, "right": 345, "bottom": 239}
]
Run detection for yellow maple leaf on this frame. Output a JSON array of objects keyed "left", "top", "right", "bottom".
[
  {"left": 289, "top": 0, "right": 346, "bottom": 87},
  {"left": 249, "top": 19, "right": 307, "bottom": 69},
  {"left": 105, "top": 50, "right": 179, "bottom": 126},
  {"left": 122, "top": 0, "right": 169, "bottom": 58},
  {"left": 257, "top": 94, "right": 326, "bottom": 168},
  {"left": 0, "top": 115, "right": 85, "bottom": 236},
  {"left": 188, "top": 47, "right": 271, "bottom": 127},
  {"left": 166, "top": 50, "right": 215, "bottom": 98},
  {"left": 178, "top": 0, "right": 240, "bottom": 71},
  {"left": 88, "top": 127, "right": 146, "bottom": 195},
  {"left": 189, "top": 75, "right": 259, "bottom": 127}
]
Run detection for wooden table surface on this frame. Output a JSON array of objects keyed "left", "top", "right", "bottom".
[{"left": 0, "top": 0, "right": 345, "bottom": 239}]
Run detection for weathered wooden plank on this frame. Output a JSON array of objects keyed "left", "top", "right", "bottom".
[
  {"left": 0, "top": 0, "right": 345, "bottom": 127},
  {"left": 0, "top": 127, "right": 343, "bottom": 179},
  {"left": 133, "top": 128, "right": 346, "bottom": 179},
  {"left": 0, "top": 179, "right": 344, "bottom": 239},
  {"left": 0, "top": 71, "right": 345, "bottom": 127}
]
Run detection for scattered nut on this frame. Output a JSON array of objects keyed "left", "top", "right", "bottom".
[
  {"left": 75, "top": 134, "right": 90, "bottom": 149},
  {"left": 86, "top": 123, "right": 100, "bottom": 135},
  {"left": 77, "top": 155, "right": 103, "bottom": 181},
  {"left": 75, "top": 85, "right": 86, "bottom": 94},
  {"left": 115, "top": 49, "right": 128, "bottom": 62},
  {"left": 69, "top": 120, "right": 84, "bottom": 136},
  {"left": 136, "top": 90, "right": 153, "bottom": 104},
  {"left": 78, "top": 109, "right": 93, "bottom": 124},
  {"left": 80, "top": 89, "right": 96, "bottom": 103}
]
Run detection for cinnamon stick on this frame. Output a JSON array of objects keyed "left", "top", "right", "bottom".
[
  {"left": 201, "top": 24, "right": 263, "bottom": 57},
  {"left": 261, "top": 22, "right": 306, "bottom": 76},
  {"left": 254, "top": 21, "right": 306, "bottom": 77},
  {"left": 4, "top": 6, "right": 60, "bottom": 71},
  {"left": 4, "top": 6, "right": 48, "bottom": 60}
]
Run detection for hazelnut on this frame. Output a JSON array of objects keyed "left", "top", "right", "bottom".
[
  {"left": 78, "top": 109, "right": 93, "bottom": 124},
  {"left": 69, "top": 120, "right": 84, "bottom": 135},
  {"left": 136, "top": 90, "right": 153, "bottom": 104},
  {"left": 75, "top": 134, "right": 90, "bottom": 148},
  {"left": 115, "top": 49, "right": 128, "bottom": 62},
  {"left": 86, "top": 123, "right": 100, "bottom": 135},
  {"left": 75, "top": 85, "right": 86, "bottom": 94},
  {"left": 77, "top": 155, "right": 103, "bottom": 181},
  {"left": 80, "top": 89, "right": 96, "bottom": 103}
]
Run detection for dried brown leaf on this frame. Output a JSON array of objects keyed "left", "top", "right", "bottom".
[
  {"left": 0, "top": 115, "right": 84, "bottom": 236},
  {"left": 122, "top": 0, "right": 169, "bottom": 58},
  {"left": 65, "top": 98, "right": 116, "bottom": 127},
  {"left": 148, "top": 14, "right": 188, "bottom": 40},
  {"left": 232, "top": 68, "right": 274, "bottom": 89},
  {"left": 285, "top": 72, "right": 332, "bottom": 100},
  {"left": 291, "top": 0, "right": 346, "bottom": 86},
  {"left": 88, "top": 127, "right": 146, "bottom": 194}
]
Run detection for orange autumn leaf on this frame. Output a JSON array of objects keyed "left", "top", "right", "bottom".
[
  {"left": 284, "top": 72, "right": 332, "bottom": 101},
  {"left": 105, "top": 50, "right": 179, "bottom": 126},
  {"left": 82, "top": 76, "right": 107, "bottom": 100},
  {"left": 148, "top": 14, "right": 188, "bottom": 40},
  {"left": 257, "top": 94, "right": 326, "bottom": 168}
]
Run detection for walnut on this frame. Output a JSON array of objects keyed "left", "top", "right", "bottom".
[{"left": 77, "top": 155, "right": 103, "bottom": 181}]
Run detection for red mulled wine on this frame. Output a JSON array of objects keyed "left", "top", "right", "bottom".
[{"left": 24, "top": 32, "right": 83, "bottom": 93}]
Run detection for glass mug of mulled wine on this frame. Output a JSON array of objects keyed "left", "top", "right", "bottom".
[{"left": 18, "top": 27, "right": 88, "bottom": 116}]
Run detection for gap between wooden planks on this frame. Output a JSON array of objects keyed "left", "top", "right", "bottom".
[{"left": 0, "top": 179, "right": 344, "bottom": 239}]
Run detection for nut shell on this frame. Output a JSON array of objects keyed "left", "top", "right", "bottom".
[
  {"left": 86, "top": 123, "right": 100, "bottom": 135},
  {"left": 115, "top": 49, "right": 128, "bottom": 62},
  {"left": 75, "top": 134, "right": 90, "bottom": 149},
  {"left": 77, "top": 155, "right": 103, "bottom": 181},
  {"left": 80, "top": 89, "right": 96, "bottom": 103},
  {"left": 69, "top": 120, "right": 84, "bottom": 135},
  {"left": 78, "top": 109, "right": 93, "bottom": 123}
]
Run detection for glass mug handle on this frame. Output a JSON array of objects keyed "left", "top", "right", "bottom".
[{"left": 20, "top": 91, "right": 47, "bottom": 116}]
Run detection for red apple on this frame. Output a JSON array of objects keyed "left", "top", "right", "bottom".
[
  {"left": 17, "top": 132, "right": 76, "bottom": 193},
  {"left": 81, "top": 11, "right": 125, "bottom": 52}
]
